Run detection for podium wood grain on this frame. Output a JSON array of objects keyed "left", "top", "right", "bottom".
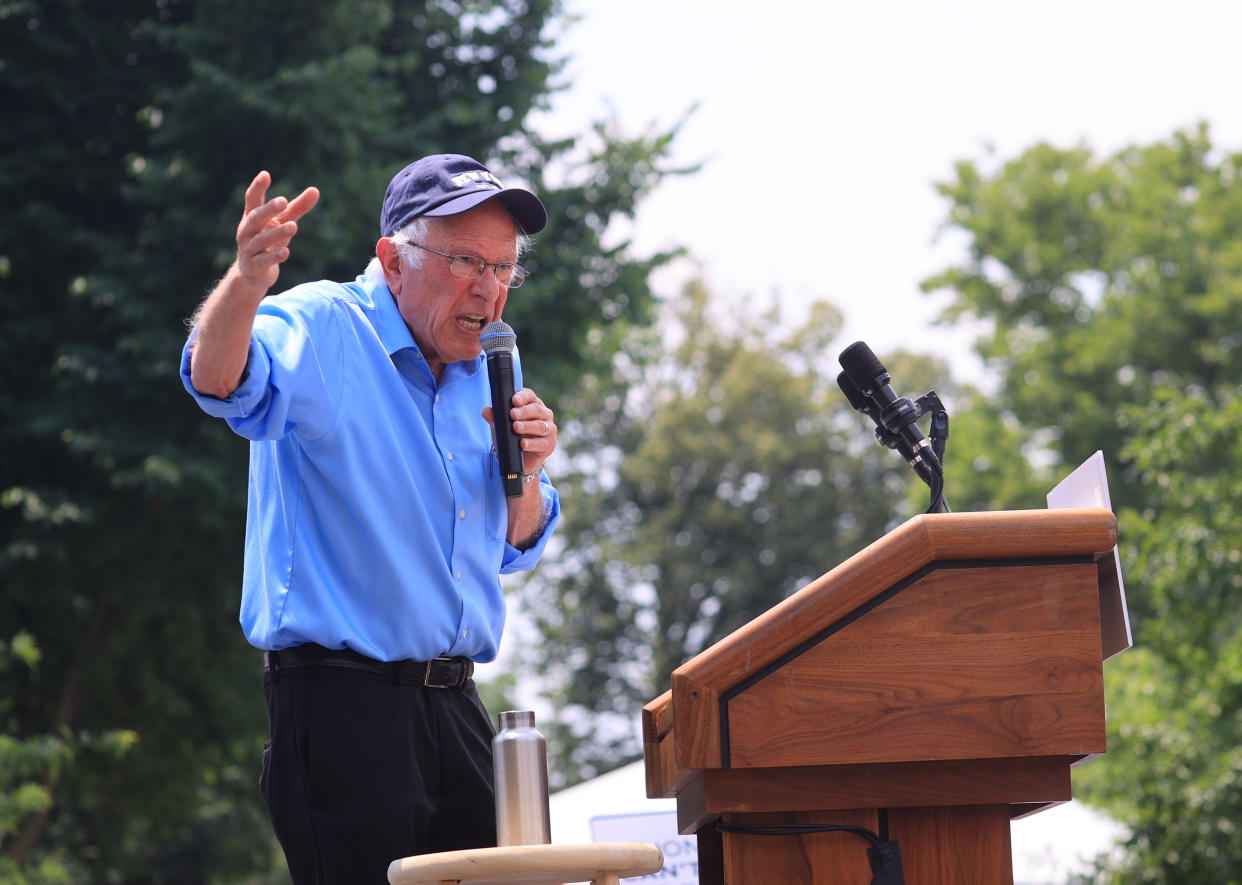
[
  {"left": 669, "top": 509, "right": 1116, "bottom": 773},
  {"left": 888, "top": 805, "right": 1015, "bottom": 884},
  {"left": 726, "top": 563, "right": 1106, "bottom": 768}
]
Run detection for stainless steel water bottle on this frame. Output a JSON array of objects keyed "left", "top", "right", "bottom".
[{"left": 492, "top": 709, "right": 551, "bottom": 846}]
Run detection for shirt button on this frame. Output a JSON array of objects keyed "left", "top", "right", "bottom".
[
  {"left": 455, "top": 570, "right": 462, "bottom": 579},
  {"left": 461, "top": 630, "right": 469, "bottom": 637},
  {"left": 446, "top": 452, "right": 454, "bottom": 461},
  {"left": 458, "top": 510, "right": 466, "bottom": 519},
  {"left": 435, "top": 394, "right": 441, "bottom": 403}
]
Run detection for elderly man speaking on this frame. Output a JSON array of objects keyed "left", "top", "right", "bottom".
[{"left": 181, "top": 154, "right": 560, "bottom": 883}]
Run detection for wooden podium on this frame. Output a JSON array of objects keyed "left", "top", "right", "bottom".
[{"left": 642, "top": 508, "right": 1120, "bottom": 884}]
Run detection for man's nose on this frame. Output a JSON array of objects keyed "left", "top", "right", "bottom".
[{"left": 469, "top": 270, "right": 506, "bottom": 301}]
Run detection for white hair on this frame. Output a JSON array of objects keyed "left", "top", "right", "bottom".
[
  {"left": 363, "top": 211, "right": 532, "bottom": 285},
  {"left": 363, "top": 216, "right": 432, "bottom": 284}
]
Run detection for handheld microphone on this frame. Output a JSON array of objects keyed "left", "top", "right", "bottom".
[
  {"left": 481, "top": 321, "right": 525, "bottom": 498},
  {"left": 838, "top": 341, "right": 942, "bottom": 485}
]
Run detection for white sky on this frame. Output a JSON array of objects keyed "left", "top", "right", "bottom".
[{"left": 530, "top": 0, "right": 1242, "bottom": 384}]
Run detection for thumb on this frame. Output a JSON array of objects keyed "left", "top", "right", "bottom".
[{"left": 481, "top": 406, "right": 494, "bottom": 427}]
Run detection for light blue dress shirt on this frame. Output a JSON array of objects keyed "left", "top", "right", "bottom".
[{"left": 180, "top": 275, "right": 559, "bottom": 663}]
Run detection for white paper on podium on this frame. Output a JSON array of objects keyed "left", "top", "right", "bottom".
[{"left": 1046, "top": 450, "right": 1132, "bottom": 659}]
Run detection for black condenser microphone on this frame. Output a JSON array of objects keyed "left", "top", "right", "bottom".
[
  {"left": 481, "top": 321, "right": 525, "bottom": 498},
  {"left": 838, "top": 341, "right": 942, "bottom": 485},
  {"left": 837, "top": 370, "right": 911, "bottom": 453}
]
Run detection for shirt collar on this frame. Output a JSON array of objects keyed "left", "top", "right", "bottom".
[
  {"left": 363, "top": 275, "right": 417, "bottom": 356},
  {"left": 359, "top": 275, "right": 484, "bottom": 377}
]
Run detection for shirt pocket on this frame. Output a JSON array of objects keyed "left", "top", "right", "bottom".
[{"left": 482, "top": 450, "right": 508, "bottom": 542}]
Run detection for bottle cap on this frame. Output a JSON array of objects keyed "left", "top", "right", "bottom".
[{"left": 498, "top": 710, "right": 536, "bottom": 729}]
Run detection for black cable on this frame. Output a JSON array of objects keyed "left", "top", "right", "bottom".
[
  {"left": 925, "top": 468, "right": 950, "bottom": 514},
  {"left": 715, "top": 820, "right": 906, "bottom": 885}
]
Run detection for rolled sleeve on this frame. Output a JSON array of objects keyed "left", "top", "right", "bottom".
[
  {"left": 180, "top": 332, "right": 273, "bottom": 420},
  {"left": 179, "top": 287, "right": 343, "bottom": 442}
]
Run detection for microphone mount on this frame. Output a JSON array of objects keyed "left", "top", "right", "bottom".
[
  {"left": 836, "top": 343, "right": 951, "bottom": 513},
  {"left": 874, "top": 390, "right": 948, "bottom": 466},
  {"left": 868, "top": 391, "right": 951, "bottom": 513}
]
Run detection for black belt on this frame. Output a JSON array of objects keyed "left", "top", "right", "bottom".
[{"left": 262, "top": 644, "right": 474, "bottom": 689}]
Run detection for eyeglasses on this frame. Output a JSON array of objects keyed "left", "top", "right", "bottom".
[{"left": 402, "top": 241, "right": 528, "bottom": 289}]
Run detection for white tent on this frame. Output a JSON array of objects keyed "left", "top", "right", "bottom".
[{"left": 550, "top": 760, "right": 1125, "bottom": 884}]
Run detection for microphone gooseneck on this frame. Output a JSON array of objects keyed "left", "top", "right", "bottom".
[{"left": 481, "top": 321, "right": 525, "bottom": 498}]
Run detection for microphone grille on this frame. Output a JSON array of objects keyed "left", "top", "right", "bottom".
[
  {"left": 480, "top": 321, "right": 516, "bottom": 354},
  {"left": 838, "top": 340, "right": 887, "bottom": 390}
]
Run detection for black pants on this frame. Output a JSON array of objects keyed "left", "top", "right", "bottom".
[{"left": 260, "top": 666, "right": 497, "bottom": 884}]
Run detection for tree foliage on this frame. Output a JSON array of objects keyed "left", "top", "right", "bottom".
[
  {"left": 0, "top": 633, "right": 71, "bottom": 885},
  {"left": 524, "top": 284, "right": 916, "bottom": 785},
  {"left": 924, "top": 124, "right": 1242, "bottom": 510},
  {"left": 1069, "top": 390, "right": 1242, "bottom": 882},
  {"left": 0, "top": 1, "right": 683, "bottom": 879},
  {"left": 0, "top": 631, "right": 137, "bottom": 885},
  {"left": 924, "top": 124, "right": 1242, "bottom": 881}
]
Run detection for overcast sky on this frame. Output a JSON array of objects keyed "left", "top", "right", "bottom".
[{"left": 530, "top": 0, "right": 1242, "bottom": 384}]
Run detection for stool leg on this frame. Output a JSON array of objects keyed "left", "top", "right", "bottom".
[{"left": 592, "top": 874, "right": 621, "bottom": 885}]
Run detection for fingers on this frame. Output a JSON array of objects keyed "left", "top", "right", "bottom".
[
  {"left": 234, "top": 173, "right": 318, "bottom": 288},
  {"left": 509, "top": 388, "right": 557, "bottom": 465},
  {"left": 237, "top": 217, "right": 298, "bottom": 273},
  {"left": 282, "top": 186, "right": 320, "bottom": 222},
  {"left": 241, "top": 243, "right": 291, "bottom": 277},
  {"left": 253, "top": 217, "right": 302, "bottom": 252},
  {"left": 237, "top": 176, "right": 319, "bottom": 243},
  {"left": 236, "top": 194, "right": 288, "bottom": 244},
  {"left": 243, "top": 170, "right": 271, "bottom": 215},
  {"left": 513, "top": 418, "right": 554, "bottom": 441},
  {"left": 509, "top": 389, "right": 553, "bottom": 429}
]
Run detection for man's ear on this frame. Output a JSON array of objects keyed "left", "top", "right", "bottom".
[{"left": 375, "top": 237, "right": 403, "bottom": 293}]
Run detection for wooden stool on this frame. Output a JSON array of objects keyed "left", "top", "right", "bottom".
[{"left": 387, "top": 842, "right": 664, "bottom": 885}]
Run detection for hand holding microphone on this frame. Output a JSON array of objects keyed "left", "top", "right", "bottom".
[{"left": 481, "top": 321, "right": 557, "bottom": 498}]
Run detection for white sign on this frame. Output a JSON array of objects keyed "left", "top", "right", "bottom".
[
  {"left": 1046, "top": 450, "right": 1132, "bottom": 658},
  {"left": 591, "top": 811, "right": 699, "bottom": 884}
]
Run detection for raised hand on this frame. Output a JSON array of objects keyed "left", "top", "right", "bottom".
[
  {"left": 235, "top": 170, "right": 320, "bottom": 293},
  {"left": 189, "top": 172, "right": 319, "bottom": 398}
]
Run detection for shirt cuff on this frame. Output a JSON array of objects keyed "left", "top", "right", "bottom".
[
  {"left": 500, "top": 478, "right": 561, "bottom": 573},
  {"left": 180, "top": 331, "right": 272, "bottom": 419}
]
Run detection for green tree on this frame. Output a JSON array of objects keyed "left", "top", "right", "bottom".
[
  {"left": 1070, "top": 390, "right": 1242, "bottom": 882},
  {"left": 923, "top": 124, "right": 1242, "bottom": 507},
  {"left": 523, "top": 284, "right": 917, "bottom": 785},
  {"left": 927, "top": 393, "right": 1057, "bottom": 514},
  {"left": 0, "top": 633, "right": 71, "bottom": 885},
  {"left": 923, "top": 124, "right": 1242, "bottom": 881},
  {"left": 0, "top": 632, "right": 135, "bottom": 885},
  {"left": 0, "top": 1, "right": 683, "bottom": 878}
]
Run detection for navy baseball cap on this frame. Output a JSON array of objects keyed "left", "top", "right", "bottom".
[{"left": 380, "top": 154, "right": 548, "bottom": 237}]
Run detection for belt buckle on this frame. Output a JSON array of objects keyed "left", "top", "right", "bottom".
[{"left": 424, "top": 656, "right": 454, "bottom": 688}]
